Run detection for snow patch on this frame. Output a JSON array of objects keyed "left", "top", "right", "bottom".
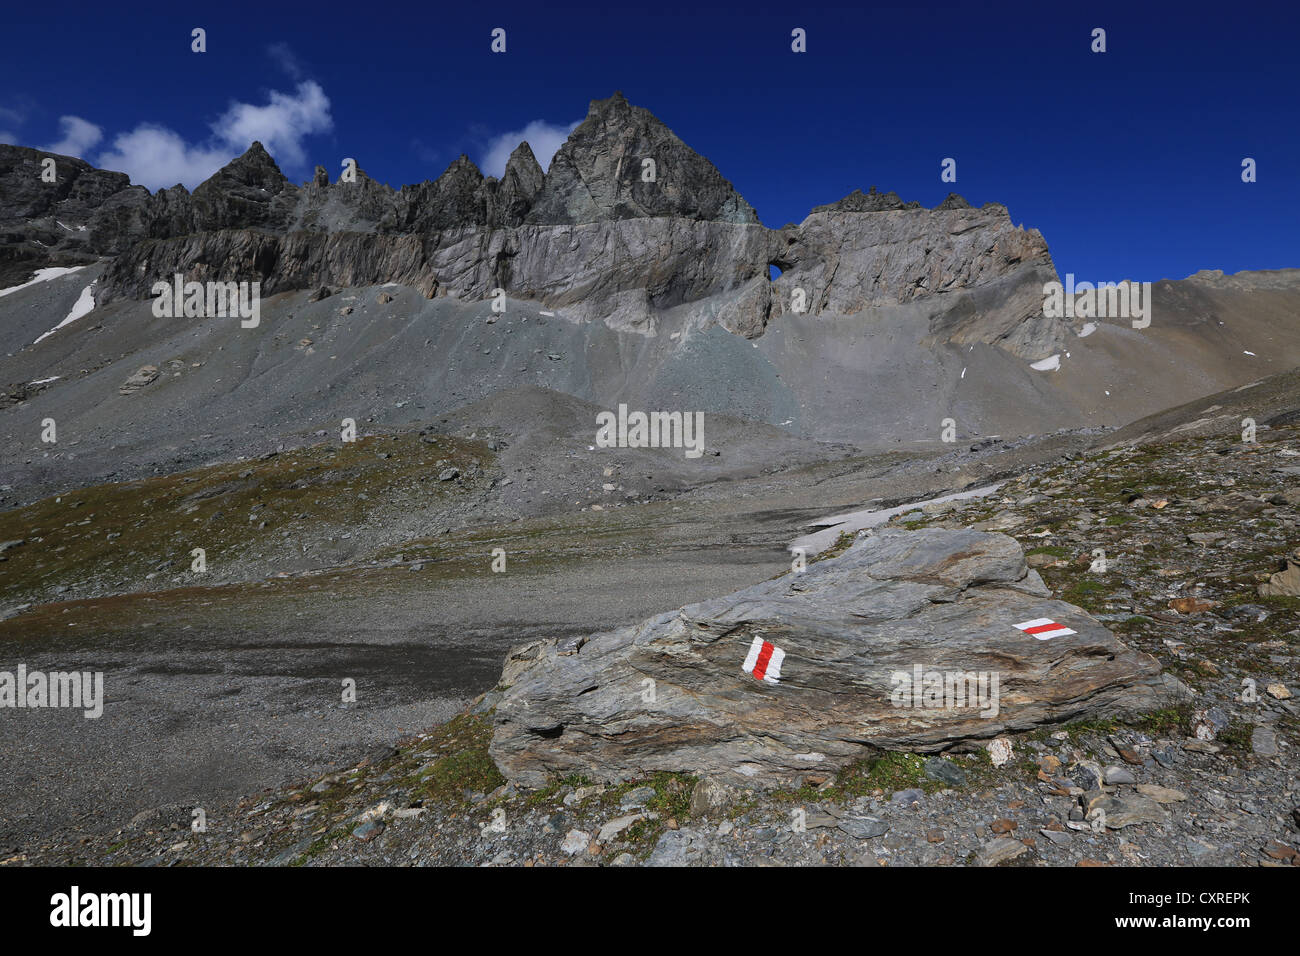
[
  {"left": 1030, "top": 354, "right": 1061, "bottom": 372},
  {"left": 0, "top": 265, "right": 87, "bottom": 298},
  {"left": 789, "top": 483, "right": 1004, "bottom": 557},
  {"left": 1077, "top": 322, "right": 1097, "bottom": 337},
  {"left": 33, "top": 284, "right": 96, "bottom": 344}
]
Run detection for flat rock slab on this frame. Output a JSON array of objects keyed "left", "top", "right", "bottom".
[{"left": 490, "top": 528, "right": 1189, "bottom": 788}]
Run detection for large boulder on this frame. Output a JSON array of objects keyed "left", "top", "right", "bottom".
[{"left": 489, "top": 528, "right": 1189, "bottom": 788}]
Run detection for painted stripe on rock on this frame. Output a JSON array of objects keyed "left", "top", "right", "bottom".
[
  {"left": 1013, "top": 617, "right": 1077, "bottom": 640},
  {"left": 742, "top": 635, "right": 785, "bottom": 683}
]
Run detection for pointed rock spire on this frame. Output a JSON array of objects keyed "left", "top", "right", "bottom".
[
  {"left": 525, "top": 92, "right": 758, "bottom": 225},
  {"left": 189, "top": 141, "right": 295, "bottom": 233}
]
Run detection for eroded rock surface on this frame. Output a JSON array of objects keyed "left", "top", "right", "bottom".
[
  {"left": 2, "top": 91, "right": 1065, "bottom": 359},
  {"left": 489, "top": 527, "right": 1189, "bottom": 788}
]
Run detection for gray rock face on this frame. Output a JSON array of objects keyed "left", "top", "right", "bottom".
[
  {"left": 0, "top": 144, "right": 144, "bottom": 284},
  {"left": 11, "top": 94, "right": 1065, "bottom": 365},
  {"left": 489, "top": 528, "right": 1189, "bottom": 789},
  {"left": 0, "top": 144, "right": 139, "bottom": 231},
  {"left": 187, "top": 141, "right": 295, "bottom": 233},
  {"left": 525, "top": 92, "right": 758, "bottom": 225},
  {"left": 1259, "top": 548, "right": 1300, "bottom": 597},
  {"left": 764, "top": 198, "right": 1062, "bottom": 358},
  {"left": 809, "top": 186, "right": 922, "bottom": 214},
  {"left": 98, "top": 217, "right": 778, "bottom": 323}
]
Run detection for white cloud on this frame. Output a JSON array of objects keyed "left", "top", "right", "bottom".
[
  {"left": 0, "top": 131, "right": 16, "bottom": 145},
  {"left": 95, "top": 81, "right": 332, "bottom": 191},
  {"left": 213, "top": 81, "right": 330, "bottom": 166},
  {"left": 267, "top": 42, "right": 306, "bottom": 81},
  {"left": 97, "top": 126, "right": 234, "bottom": 191},
  {"left": 481, "top": 119, "right": 580, "bottom": 178},
  {"left": 41, "top": 115, "right": 103, "bottom": 158}
]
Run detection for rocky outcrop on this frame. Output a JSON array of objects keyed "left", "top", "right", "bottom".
[
  {"left": 0, "top": 145, "right": 136, "bottom": 224},
  {"left": 525, "top": 92, "right": 758, "bottom": 225},
  {"left": 188, "top": 141, "right": 296, "bottom": 233},
  {"left": 763, "top": 193, "right": 1062, "bottom": 357},
  {"left": 100, "top": 217, "right": 779, "bottom": 329},
  {"left": 8, "top": 93, "right": 1066, "bottom": 359},
  {"left": 101, "top": 229, "right": 446, "bottom": 300},
  {"left": 0, "top": 144, "right": 142, "bottom": 284},
  {"left": 809, "top": 186, "right": 921, "bottom": 214},
  {"left": 489, "top": 527, "right": 1189, "bottom": 788},
  {"left": 1259, "top": 548, "right": 1300, "bottom": 598}
]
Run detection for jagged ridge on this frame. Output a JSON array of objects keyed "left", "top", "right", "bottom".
[{"left": 3, "top": 92, "right": 1063, "bottom": 357}]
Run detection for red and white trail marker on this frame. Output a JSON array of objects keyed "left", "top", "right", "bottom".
[
  {"left": 742, "top": 636, "right": 785, "bottom": 683},
  {"left": 1014, "top": 618, "right": 1077, "bottom": 640}
]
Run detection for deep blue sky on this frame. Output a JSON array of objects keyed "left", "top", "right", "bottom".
[{"left": 3, "top": 0, "right": 1297, "bottom": 282}]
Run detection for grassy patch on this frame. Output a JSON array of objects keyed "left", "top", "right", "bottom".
[
  {"left": 1133, "top": 705, "right": 1193, "bottom": 737},
  {"left": 812, "top": 531, "right": 858, "bottom": 563},
  {"left": 1060, "top": 577, "right": 1111, "bottom": 613},
  {"left": 409, "top": 713, "right": 505, "bottom": 807},
  {"left": 291, "top": 825, "right": 354, "bottom": 866},
  {"left": 0, "top": 430, "right": 491, "bottom": 608},
  {"left": 773, "top": 751, "right": 950, "bottom": 805},
  {"left": 1110, "top": 615, "right": 1154, "bottom": 633},
  {"left": 1026, "top": 545, "right": 1072, "bottom": 558},
  {"left": 1217, "top": 720, "right": 1255, "bottom": 757}
]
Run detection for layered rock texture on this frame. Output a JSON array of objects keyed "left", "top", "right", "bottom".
[
  {"left": 3, "top": 92, "right": 1063, "bottom": 355},
  {"left": 489, "top": 528, "right": 1189, "bottom": 787},
  {"left": 11, "top": 92, "right": 1297, "bottom": 459}
]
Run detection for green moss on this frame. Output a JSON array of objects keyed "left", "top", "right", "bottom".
[
  {"left": 1133, "top": 705, "right": 1193, "bottom": 737},
  {"left": 0, "top": 430, "right": 492, "bottom": 608},
  {"left": 399, "top": 713, "right": 505, "bottom": 808},
  {"left": 1060, "top": 578, "right": 1111, "bottom": 613},
  {"left": 1026, "top": 545, "right": 1071, "bottom": 558},
  {"left": 812, "top": 531, "right": 858, "bottom": 563},
  {"left": 291, "top": 825, "right": 353, "bottom": 866},
  {"left": 1217, "top": 720, "right": 1255, "bottom": 756},
  {"left": 773, "top": 751, "right": 953, "bottom": 805},
  {"left": 1061, "top": 716, "right": 1121, "bottom": 739}
]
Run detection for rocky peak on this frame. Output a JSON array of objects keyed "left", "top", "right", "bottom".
[
  {"left": 413, "top": 154, "right": 490, "bottom": 229},
  {"left": 935, "top": 192, "right": 972, "bottom": 210},
  {"left": 0, "top": 144, "right": 135, "bottom": 221},
  {"left": 495, "top": 142, "right": 545, "bottom": 227},
  {"left": 198, "top": 142, "right": 289, "bottom": 196},
  {"left": 811, "top": 186, "right": 921, "bottom": 215},
  {"left": 503, "top": 142, "right": 544, "bottom": 191},
  {"left": 525, "top": 91, "right": 759, "bottom": 225},
  {"left": 0, "top": 144, "right": 145, "bottom": 285},
  {"left": 189, "top": 141, "right": 294, "bottom": 233}
]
